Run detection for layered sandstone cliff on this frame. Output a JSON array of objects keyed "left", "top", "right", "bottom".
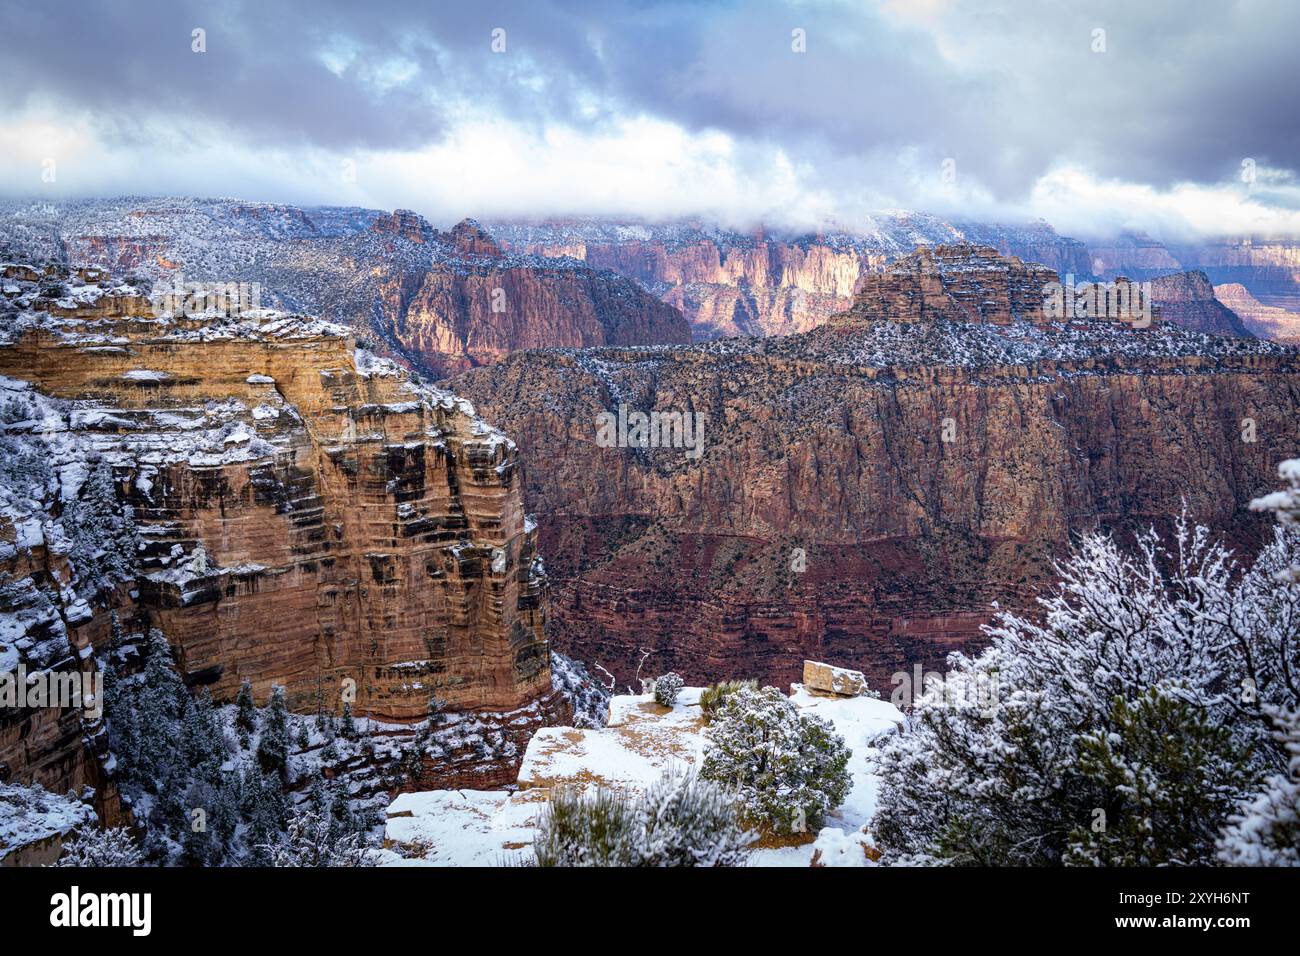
[
  {"left": 491, "top": 218, "right": 1098, "bottom": 339},
  {"left": 1149, "top": 271, "right": 1250, "bottom": 336},
  {"left": 492, "top": 219, "right": 1300, "bottom": 346},
  {"left": 451, "top": 245, "right": 1300, "bottom": 694},
  {"left": 1169, "top": 238, "right": 1300, "bottom": 312},
  {"left": 0, "top": 262, "right": 565, "bottom": 803},
  {"left": 1214, "top": 283, "right": 1300, "bottom": 343},
  {"left": 0, "top": 199, "right": 691, "bottom": 378}
]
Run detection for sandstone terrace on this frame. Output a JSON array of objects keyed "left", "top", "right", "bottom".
[{"left": 531, "top": 310, "right": 1292, "bottom": 376}]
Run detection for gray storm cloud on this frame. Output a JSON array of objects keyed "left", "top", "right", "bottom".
[{"left": 0, "top": 0, "right": 1297, "bottom": 227}]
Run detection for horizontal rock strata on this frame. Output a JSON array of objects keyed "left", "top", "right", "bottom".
[
  {"left": 1, "top": 262, "right": 563, "bottom": 801},
  {"left": 450, "top": 245, "right": 1300, "bottom": 693}
]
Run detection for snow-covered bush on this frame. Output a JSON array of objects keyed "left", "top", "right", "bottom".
[
  {"left": 872, "top": 520, "right": 1300, "bottom": 866},
  {"left": 653, "top": 671, "right": 684, "bottom": 707},
  {"left": 263, "top": 808, "right": 377, "bottom": 867},
  {"left": 1250, "top": 458, "right": 1300, "bottom": 581},
  {"left": 1211, "top": 461, "right": 1300, "bottom": 866},
  {"left": 1064, "top": 686, "right": 1253, "bottom": 866},
  {"left": 53, "top": 825, "right": 144, "bottom": 867},
  {"left": 635, "top": 768, "right": 753, "bottom": 866},
  {"left": 1218, "top": 706, "right": 1300, "bottom": 865},
  {"left": 699, "top": 679, "right": 757, "bottom": 724},
  {"left": 700, "top": 685, "right": 851, "bottom": 835},
  {"left": 533, "top": 770, "right": 752, "bottom": 867},
  {"left": 533, "top": 787, "right": 631, "bottom": 867}
]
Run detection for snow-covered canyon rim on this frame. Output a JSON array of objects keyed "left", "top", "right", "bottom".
[{"left": 381, "top": 681, "right": 905, "bottom": 868}]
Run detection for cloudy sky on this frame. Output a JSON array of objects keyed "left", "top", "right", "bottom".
[{"left": 1, "top": 0, "right": 1298, "bottom": 238}]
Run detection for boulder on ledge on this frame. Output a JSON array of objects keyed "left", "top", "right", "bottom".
[{"left": 802, "top": 660, "right": 867, "bottom": 698}]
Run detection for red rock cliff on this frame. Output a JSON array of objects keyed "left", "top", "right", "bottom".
[
  {"left": 450, "top": 246, "right": 1300, "bottom": 694},
  {"left": 0, "top": 199, "right": 692, "bottom": 379},
  {"left": 0, "top": 262, "right": 566, "bottom": 800}
]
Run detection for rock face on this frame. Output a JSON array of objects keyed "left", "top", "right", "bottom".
[
  {"left": 1149, "top": 271, "right": 1251, "bottom": 336},
  {"left": 0, "top": 781, "right": 95, "bottom": 866},
  {"left": 1215, "top": 283, "right": 1300, "bottom": 343},
  {"left": 0, "top": 262, "right": 566, "bottom": 800},
  {"left": 833, "top": 245, "right": 1059, "bottom": 327},
  {"left": 490, "top": 218, "right": 1097, "bottom": 340},
  {"left": 0, "top": 199, "right": 691, "bottom": 378},
  {"left": 492, "top": 218, "right": 1300, "bottom": 346},
  {"left": 450, "top": 245, "right": 1300, "bottom": 693}
]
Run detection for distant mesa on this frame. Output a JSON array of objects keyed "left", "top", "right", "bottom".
[{"left": 1215, "top": 282, "right": 1300, "bottom": 343}]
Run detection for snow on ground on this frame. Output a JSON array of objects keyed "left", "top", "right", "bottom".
[
  {"left": 379, "top": 789, "right": 543, "bottom": 867},
  {"left": 382, "top": 683, "right": 904, "bottom": 867},
  {"left": 0, "top": 781, "right": 95, "bottom": 862}
]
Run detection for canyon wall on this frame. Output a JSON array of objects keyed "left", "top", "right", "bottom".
[
  {"left": 0, "top": 200, "right": 691, "bottom": 378},
  {"left": 492, "top": 218, "right": 1300, "bottom": 345},
  {"left": 501, "top": 230, "right": 874, "bottom": 339},
  {"left": 1169, "top": 239, "right": 1300, "bottom": 312},
  {"left": 451, "top": 245, "right": 1300, "bottom": 693},
  {"left": 1215, "top": 283, "right": 1300, "bottom": 343},
  {"left": 1149, "top": 271, "right": 1251, "bottom": 336},
  {"left": 0, "top": 262, "right": 566, "bottom": 803}
]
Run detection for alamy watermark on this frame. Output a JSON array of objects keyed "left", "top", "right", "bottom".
[
  {"left": 149, "top": 275, "right": 262, "bottom": 319},
  {"left": 890, "top": 663, "right": 1000, "bottom": 716},
  {"left": 0, "top": 664, "right": 102, "bottom": 719},
  {"left": 595, "top": 403, "right": 706, "bottom": 459},
  {"left": 1043, "top": 275, "right": 1152, "bottom": 328}
]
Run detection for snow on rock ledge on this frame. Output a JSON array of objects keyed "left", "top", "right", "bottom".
[{"left": 382, "top": 682, "right": 905, "bottom": 867}]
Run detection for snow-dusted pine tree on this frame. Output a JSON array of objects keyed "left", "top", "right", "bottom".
[
  {"left": 64, "top": 457, "right": 139, "bottom": 596},
  {"left": 129, "top": 631, "right": 186, "bottom": 787},
  {"left": 256, "top": 686, "right": 290, "bottom": 779},
  {"left": 700, "top": 685, "right": 851, "bottom": 835},
  {"left": 235, "top": 679, "right": 257, "bottom": 735},
  {"left": 1064, "top": 686, "right": 1254, "bottom": 865},
  {"left": 871, "top": 519, "right": 1300, "bottom": 866},
  {"left": 180, "top": 688, "right": 225, "bottom": 785},
  {"left": 263, "top": 808, "right": 377, "bottom": 867},
  {"left": 53, "top": 825, "right": 144, "bottom": 866}
]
